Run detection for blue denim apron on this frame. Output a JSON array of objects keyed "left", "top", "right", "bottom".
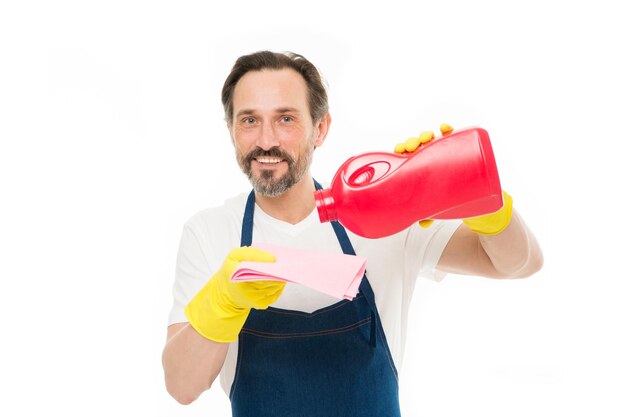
[{"left": 230, "top": 181, "right": 401, "bottom": 417}]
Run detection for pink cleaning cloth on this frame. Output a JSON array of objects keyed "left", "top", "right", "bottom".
[{"left": 231, "top": 242, "right": 366, "bottom": 300}]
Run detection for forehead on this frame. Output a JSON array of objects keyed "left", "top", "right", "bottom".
[{"left": 232, "top": 68, "right": 309, "bottom": 114}]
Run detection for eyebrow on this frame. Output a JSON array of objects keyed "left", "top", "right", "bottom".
[
  {"left": 235, "top": 107, "right": 301, "bottom": 118},
  {"left": 275, "top": 107, "right": 300, "bottom": 114}
]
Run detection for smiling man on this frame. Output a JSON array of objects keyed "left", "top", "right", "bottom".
[
  {"left": 162, "top": 51, "right": 543, "bottom": 417},
  {"left": 230, "top": 68, "right": 325, "bottom": 200}
]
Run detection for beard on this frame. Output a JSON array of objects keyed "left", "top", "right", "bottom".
[{"left": 236, "top": 143, "right": 314, "bottom": 197}]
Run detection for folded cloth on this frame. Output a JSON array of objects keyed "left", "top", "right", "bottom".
[{"left": 231, "top": 242, "right": 366, "bottom": 300}]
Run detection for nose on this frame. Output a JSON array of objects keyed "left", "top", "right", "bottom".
[{"left": 256, "top": 122, "right": 280, "bottom": 151}]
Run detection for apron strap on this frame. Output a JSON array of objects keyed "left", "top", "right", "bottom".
[{"left": 241, "top": 190, "right": 255, "bottom": 247}]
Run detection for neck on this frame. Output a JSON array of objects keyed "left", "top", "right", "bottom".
[{"left": 254, "top": 175, "right": 317, "bottom": 225}]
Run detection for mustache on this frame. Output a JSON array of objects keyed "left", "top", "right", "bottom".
[{"left": 244, "top": 147, "right": 294, "bottom": 165}]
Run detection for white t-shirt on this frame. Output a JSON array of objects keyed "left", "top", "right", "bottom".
[{"left": 168, "top": 191, "right": 461, "bottom": 395}]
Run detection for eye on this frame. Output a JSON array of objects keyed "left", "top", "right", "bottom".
[
  {"left": 242, "top": 117, "right": 256, "bottom": 124},
  {"left": 280, "top": 116, "right": 294, "bottom": 123}
]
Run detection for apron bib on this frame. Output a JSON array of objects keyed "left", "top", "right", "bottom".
[{"left": 230, "top": 181, "right": 401, "bottom": 417}]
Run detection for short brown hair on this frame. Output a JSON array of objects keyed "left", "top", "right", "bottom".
[{"left": 221, "top": 51, "right": 329, "bottom": 124}]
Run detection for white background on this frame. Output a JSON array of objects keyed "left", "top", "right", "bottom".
[{"left": 1, "top": 0, "right": 625, "bottom": 416}]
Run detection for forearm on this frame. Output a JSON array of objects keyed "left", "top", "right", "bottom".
[
  {"left": 438, "top": 208, "right": 543, "bottom": 279},
  {"left": 478, "top": 209, "right": 543, "bottom": 278},
  {"left": 162, "top": 323, "right": 229, "bottom": 405}
]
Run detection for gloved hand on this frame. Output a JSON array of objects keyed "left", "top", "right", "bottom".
[
  {"left": 184, "top": 246, "right": 286, "bottom": 343},
  {"left": 393, "top": 123, "right": 454, "bottom": 154},
  {"left": 393, "top": 123, "right": 513, "bottom": 233}
]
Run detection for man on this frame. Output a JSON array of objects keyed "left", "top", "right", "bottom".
[{"left": 162, "top": 51, "right": 543, "bottom": 416}]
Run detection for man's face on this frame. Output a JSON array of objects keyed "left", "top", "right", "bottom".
[{"left": 229, "top": 69, "right": 324, "bottom": 197}]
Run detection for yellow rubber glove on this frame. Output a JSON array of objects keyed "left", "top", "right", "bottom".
[
  {"left": 184, "top": 246, "right": 286, "bottom": 343},
  {"left": 394, "top": 130, "right": 436, "bottom": 154},
  {"left": 463, "top": 191, "right": 513, "bottom": 235}
]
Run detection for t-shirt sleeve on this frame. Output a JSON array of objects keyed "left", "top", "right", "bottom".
[
  {"left": 167, "top": 223, "right": 216, "bottom": 326},
  {"left": 407, "top": 219, "right": 462, "bottom": 282}
]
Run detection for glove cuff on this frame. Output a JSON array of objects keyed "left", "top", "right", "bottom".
[{"left": 462, "top": 191, "right": 513, "bottom": 235}]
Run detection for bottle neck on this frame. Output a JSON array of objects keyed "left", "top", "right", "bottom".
[{"left": 314, "top": 188, "right": 337, "bottom": 223}]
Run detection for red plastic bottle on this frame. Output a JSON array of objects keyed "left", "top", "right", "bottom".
[{"left": 314, "top": 127, "right": 503, "bottom": 238}]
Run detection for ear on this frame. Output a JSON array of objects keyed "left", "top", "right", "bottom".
[{"left": 313, "top": 113, "right": 332, "bottom": 148}]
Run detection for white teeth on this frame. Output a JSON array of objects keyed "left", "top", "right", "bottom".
[{"left": 256, "top": 157, "right": 282, "bottom": 164}]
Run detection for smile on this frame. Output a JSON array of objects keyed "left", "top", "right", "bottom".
[{"left": 255, "top": 157, "right": 284, "bottom": 164}]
